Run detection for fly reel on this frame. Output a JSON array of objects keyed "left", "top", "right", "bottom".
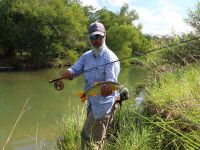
[{"left": 54, "top": 80, "right": 64, "bottom": 90}]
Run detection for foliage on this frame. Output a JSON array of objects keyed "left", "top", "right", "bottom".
[
  {"left": 63, "top": 49, "right": 79, "bottom": 64},
  {"left": 0, "top": 0, "right": 151, "bottom": 68},
  {"left": 186, "top": 2, "right": 200, "bottom": 34},
  {"left": 84, "top": 3, "right": 150, "bottom": 66},
  {"left": 56, "top": 64, "right": 200, "bottom": 150},
  {"left": 141, "top": 4, "right": 200, "bottom": 148},
  {"left": 0, "top": 0, "right": 88, "bottom": 67},
  {"left": 146, "top": 3, "right": 200, "bottom": 68},
  {"left": 93, "top": 3, "right": 139, "bottom": 27},
  {"left": 162, "top": 35, "right": 200, "bottom": 65},
  {"left": 57, "top": 101, "right": 154, "bottom": 150},
  {"left": 144, "top": 65, "right": 200, "bottom": 149},
  {"left": 146, "top": 65, "right": 200, "bottom": 125},
  {"left": 146, "top": 34, "right": 200, "bottom": 69},
  {"left": 56, "top": 107, "right": 85, "bottom": 150},
  {"left": 107, "top": 24, "right": 139, "bottom": 65},
  {"left": 104, "top": 103, "right": 153, "bottom": 150}
]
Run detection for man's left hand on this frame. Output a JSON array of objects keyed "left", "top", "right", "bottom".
[{"left": 101, "top": 84, "right": 112, "bottom": 97}]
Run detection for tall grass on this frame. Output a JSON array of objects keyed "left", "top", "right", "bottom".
[
  {"left": 146, "top": 65, "right": 200, "bottom": 124},
  {"left": 105, "top": 65, "right": 200, "bottom": 149},
  {"left": 2, "top": 96, "right": 31, "bottom": 150},
  {"left": 56, "top": 101, "right": 154, "bottom": 150},
  {"left": 104, "top": 104, "right": 153, "bottom": 150},
  {"left": 56, "top": 65, "right": 200, "bottom": 149},
  {"left": 143, "top": 64, "right": 200, "bottom": 149},
  {"left": 56, "top": 106, "right": 86, "bottom": 150}
]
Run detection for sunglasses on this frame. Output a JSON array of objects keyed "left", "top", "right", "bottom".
[{"left": 89, "top": 35, "right": 104, "bottom": 40}]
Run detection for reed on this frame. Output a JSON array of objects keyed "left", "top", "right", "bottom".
[
  {"left": 2, "top": 96, "right": 31, "bottom": 150},
  {"left": 57, "top": 65, "right": 200, "bottom": 149},
  {"left": 104, "top": 104, "right": 153, "bottom": 150},
  {"left": 56, "top": 105, "right": 86, "bottom": 149},
  {"left": 104, "top": 65, "right": 200, "bottom": 149},
  {"left": 142, "top": 65, "right": 200, "bottom": 149}
]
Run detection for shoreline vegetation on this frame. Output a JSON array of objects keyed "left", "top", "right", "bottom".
[
  {"left": 0, "top": 0, "right": 200, "bottom": 149},
  {"left": 56, "top": 63, "right": 200, "bottom": 150}
]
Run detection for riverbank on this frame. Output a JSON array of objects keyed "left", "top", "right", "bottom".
[
  {"left": 0, "top": 66, "right": 144, "bottom": 149},
  {"left": 142, "top": 64, "right": 200, "bottom": 149},
  {"left": 0, "top": 58, "right": 68, "bottom": 71},
  {"left": 56, "top": 64, "right": 200, "bottom": 149}
]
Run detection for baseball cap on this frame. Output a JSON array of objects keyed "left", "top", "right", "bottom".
[{"left": 88, "top": 22, "right": 105, "bottom": 37}]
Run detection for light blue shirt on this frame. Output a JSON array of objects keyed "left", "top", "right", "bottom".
[{"left": 69, "top": 45, "right": 120, "bottom": 119}]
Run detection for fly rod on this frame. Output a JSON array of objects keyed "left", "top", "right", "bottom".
[
  {"left": 49, "top": 77, "right": 64, "bottom": 83},
  {"left": 49, "top": 36, "right": 200, "bottom": 84},
  {"left": 48, "top": 55, "right": 133, "bottom": 84}
]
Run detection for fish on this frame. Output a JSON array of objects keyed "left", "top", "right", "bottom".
[{"left": 79, "top": 81, "right": 122, "bottom": 103}]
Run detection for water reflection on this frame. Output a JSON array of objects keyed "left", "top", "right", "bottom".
[
  {"left": 11, "top": 137, "right": 53, "bottom": 150},
  {"left": 0, "top": 66, "right": 146, "bottom": 149}
]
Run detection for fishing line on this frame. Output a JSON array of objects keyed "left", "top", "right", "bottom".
[
  {"left": 140, "top": 36, "right": 200, "bottom": 55},
  {"left": 49, "top": 36, "right": 200, "bottom": 83},
  {"left": 77, "top": 36, "right": 200, "bottom": 72},
  {"left": 133, "top": 110, "right": 200, "bottom": 149}
]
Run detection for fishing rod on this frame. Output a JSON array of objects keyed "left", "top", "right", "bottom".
[
  {"left": 48, "top": 55, "right": 133, "bottom": 84},
  {"left": 49, "top": 36, "right": 200, "bottom": 88},
  {"left": 142, "top": 36, "right": 200, "bottom": 55}
]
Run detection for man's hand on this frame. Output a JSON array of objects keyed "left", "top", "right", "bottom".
[
  {"left": 62, "top": 70, "right": 74, "bottom": 80},
  {"left": 101, "top": 84, "right": 112, "bottom": 97}
]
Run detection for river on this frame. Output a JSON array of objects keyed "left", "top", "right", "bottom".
[{"left": 0, "top": 66, "right": 145, "bottom": 149}]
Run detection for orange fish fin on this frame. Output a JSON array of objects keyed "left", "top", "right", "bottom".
[
  {"left": 78, "top": 92, "right": 83, "bottom": 97},
  {"left": 81, "top": 97, "right": 87, "bottom": 103},
  {"left": 79, "top": 93, "right": 87, "bottom": 103},
  {"left": 91, "top": 93, "right": 97, "bottom": 96}
]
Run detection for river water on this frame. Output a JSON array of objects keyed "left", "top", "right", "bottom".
[{"left": 0, "top": 67, "right": 145, "bottom": 149}]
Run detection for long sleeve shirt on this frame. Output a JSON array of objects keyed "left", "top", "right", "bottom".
[{"left": 69, "top": 45, "right": 120, "bottom": 119}]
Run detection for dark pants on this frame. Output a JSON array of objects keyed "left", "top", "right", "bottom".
[{"left": 81, "top": 104, "right": 117, "bottom": 150}]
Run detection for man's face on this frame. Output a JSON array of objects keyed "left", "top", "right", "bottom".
[{"left": 89, "top": 34, "right": 104, "bottom": 48}]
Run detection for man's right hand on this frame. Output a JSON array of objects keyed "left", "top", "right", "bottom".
[
  {"left": 101, "top": 83, "right": 112, "bottom": 97},
  {"left": 62, "top": 70, "right": 74, "bottom": 80}
]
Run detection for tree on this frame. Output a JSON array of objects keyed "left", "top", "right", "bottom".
[
  {"left": 92, "top": 8, "right": 117, "bottom": 29},
  {"left": 186, "top": 2, "right": 200, "bottom": 34},
  {"left": 84, "top": 3, "right": 149, "bottom": 66},
  {"left": 107, "top": 25, "right": 140, "bottom": 65},
  {"left": 117, "top": 3, "right": 139, "bottom": 25},
  {"left": 0, "top": 0, "right": 88, "bottom": 67},
  {"left": 161, "top": 2, "right": 200, "bottom": 65},
  {"left": 0, "top": 0, "right": 16, "bottom": 58}
]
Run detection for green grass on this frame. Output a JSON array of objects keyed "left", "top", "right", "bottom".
[
  {"left": 56, "top": 106, "right": 86, "bottom": 150},
  {"left": 146, "top": 65, "right": 200, "bottom": 124},
  {"left": 143, "top": 64, "right": 200, "bottom": 149},
  {"left": 56, "top": 102, "right": 154, "bottom": 150},
  {"left": 56, "top": 65, "right": 200, "bottom": 150},
  {"left": 103, "top": 104, "right": 153, "bottom": 150}
]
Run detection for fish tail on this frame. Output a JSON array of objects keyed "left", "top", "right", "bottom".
[
  {"left": 91, "top": 93, "right": 97, "bottom": 96},
  {"left": 79, "top": 93, "right": 87, "bottom": 103}
]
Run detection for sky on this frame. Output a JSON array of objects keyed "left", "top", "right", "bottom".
[{"left": 80, "top": 0, "right": 199, "bottom": 35}]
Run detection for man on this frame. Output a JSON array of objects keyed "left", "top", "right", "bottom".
[{"left": 62, "top": 21, "right": 120, "bottom": 149}]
